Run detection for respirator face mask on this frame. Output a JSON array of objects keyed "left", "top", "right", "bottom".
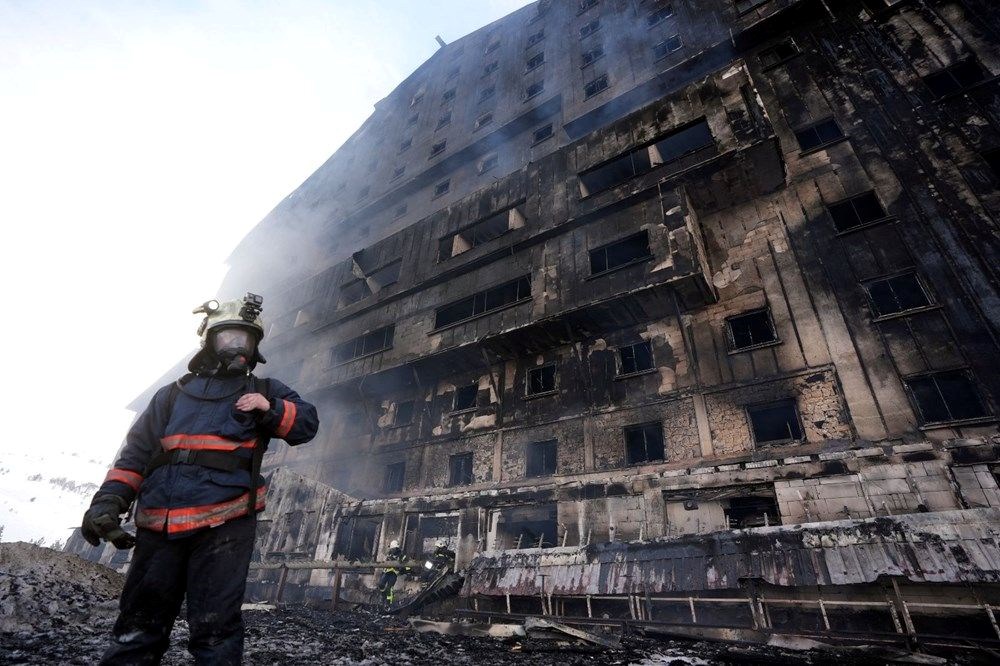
[{"left": 212, "top": 327, "right": 257, "bottom": 373}]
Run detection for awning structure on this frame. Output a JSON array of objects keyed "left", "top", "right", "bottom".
[{"left": 463, "top": 508, "right": 1000, "bottom": 597}]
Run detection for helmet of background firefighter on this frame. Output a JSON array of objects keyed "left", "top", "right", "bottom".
[
  {"left": 390, "top": 540, "right": 400, "bottom": 549},
  {"left": 187, "top": 293, "right": 267, "bottom": 374}
]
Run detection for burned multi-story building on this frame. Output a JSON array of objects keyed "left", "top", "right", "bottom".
[{"left": 79, "top": 0, "right": 1000, "bottom": 640}]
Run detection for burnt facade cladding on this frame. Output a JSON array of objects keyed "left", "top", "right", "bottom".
[{"left": 75, "top": 0, "right": 1000, "bottom": 638}]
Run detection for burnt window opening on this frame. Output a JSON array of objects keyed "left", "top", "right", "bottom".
[
  {"left": 578, "top": 119, "right": 713, "bottom": 196},
  {"left": 478, "top": 153, "right": 499, "bottom": 175},
  {"left": 580, "top": 19, "right": 601, "bottom": 39},
  {"left": 446, "top": 66, "right": 460, "bottom": 80},
  {"left": 590, "top": 230, "right": 652, "bottom": 275},
  {"left": 526, "top": 439, "right": 558, "bottom": 477},
  {"left": 578, "top": 0, "right": 598, "bottom": 13},
  {"left": 827, "top": 191, "right": 889, "bottom": 233},
  {"left": 735, "top": 0, "right": 771, "bottom": 15},
  {"left": 727, "top": 308, "right": 778, "bottom": 351},
  {"left": 441, "top": 88, "right": 456, "bottom": 103},
  {"left": 479, "top": 86, "right": 496, "bottom": 103},
  {"left": 748, "top": 399, "right": 802, "bottom": 445},
  {"left": 449, "top": 452, "right": 474, "bottom": 486},
  {"left": 533, "top": 124, "right": 553, "bottom": 144},
  {"left": 625, "top": 422, "right": 665, "bottom": 464},
  {"left": 525, "top": 80, "right": 545, "bottom": 100},
  {"left": 475, "top": 112, "right": 494, "bottom": 130},
  {"left": 409, "top": 91, "right": 424, "bottom": 107},
  {"left": 437, "top": 111, "right": 452, "bottom": 129},
  {"left": 407, "top": 113, "right": 419, "bottom": 126},
  {"left": 430, "top": 140, "right": 447, "bottom": 158},
  {"left": 334, "top": 325, "right": 394, "bottom": 363},
  {"left": 923, "top": 58, "right": 989, "bottom": 98},
  {"left": 485, "top": 40, "right": 501, "bottom": 55},
  {"left": 724, "top": 496, "right": 779, "bottom": 529},
  {"left": 452, "top": 384, "right": 479, "bottom": 412},
  {"left": 863, "top": 272, "right": 932, "bottom": 318},
  {"left": 383, "top": 462, "right": 405, "bottom": 493},
  {"left": 483, "top": 60, "right": 499, "bottom": 76},
  {"left": 527, "top": 364, "right": 556, "bottom": 395},
  {"left": 339, "top": 279, "right": 372, "bottom": 308},
  {"left": 393, "top": 203, "right": 408, "bottom": 219},
  {"left": 584, "top": 74, "right": 609, "bottom": 98},
  {"left": 646, "top": 4, "right": 674, "bottom": 27},
  {"left": 398, "top": 138, "right": 412, "bottom": 153},
  {"left": 497, "top": 504, "right": 558, "bottom": 549},
  {"left": 526, "top": 52, "right": 545, "bottom": 71},
  {"left": 434, "top": 275, "right": 531, "bottom": 328},
  {"left": 982, "top": 148, "right": 1000, "bottom": 184},
  {"left": 653, "top": 35, "right": 682, "bottom": 60},
  {"left": 758, "top": 38, "right": 799, "bottom": 69},
  {"left": 356, "top": 186, "right": 370, "bottom": 202},
  {"left": 794, "top": 117, "right": 844, "bottom": 152},
  {"left": 581, "top": 44, "right": 605, "bottom": 68},
  {"left": 391, "top": 165, "right": 406, "bottom": 181},
  {"left": 368, "top": 260, "right": 401, "bottom": 291},
  {"left": 906, "top": 370, "right": 988, "bottom": 424},
  {"left": 433, "top": 179, "right": 450, "bottom": 198},
  {"left": 404, "top": 514, "right": 459, "bottom": 558},
  {"left": 394, "top": 400, "right": 415, "bottom": 426},
  {"left": 438, "top": 204, "right": 527, "bottom": 260},
  {"left": 527, "top": 29, "right": 545, "bottom": 47},
  {"left": 334, "top": 515, "right": 380, "bottom": 560},
  {"left": 618, "top": 340, "right": 654, "bottom": 376}
]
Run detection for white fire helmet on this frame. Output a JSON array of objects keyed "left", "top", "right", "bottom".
[{"left": 389, "top": 540, "right": 400, "bottom": 549}]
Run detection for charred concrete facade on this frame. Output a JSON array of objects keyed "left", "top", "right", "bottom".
[{"left": 85, "top": 0, "right": 1000, "bottom": 638}]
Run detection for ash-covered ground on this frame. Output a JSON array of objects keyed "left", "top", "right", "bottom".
[{"left": 0, "top": 543, "right": 985, "bottom": 665}]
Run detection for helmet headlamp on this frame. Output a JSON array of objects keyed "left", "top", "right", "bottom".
[{"left": 192, "top": 299, "right": 220, "bottom": 315}]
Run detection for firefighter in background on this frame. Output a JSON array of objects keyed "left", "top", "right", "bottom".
[
  {"left": 80, "top": 294, "right": 319, "bottom": 665},
  {"left": 431, "top": 539, "right": 456, "bottom": 573},
  {"left": 378, "top": 539, "right": 408, "bottom": 605}
]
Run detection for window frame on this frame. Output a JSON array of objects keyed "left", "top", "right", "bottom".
[
  {"left": 451, "top": 384, "right": 479, "bottom": 413},
  {"left": 432, "top": 179, "right": 450, "bottom": 198},
  {"left": 646, "top": 4, "right": 674, "bottom": 28},
  {"left": 333, "top": 325, "right": 395, "bottom": 365},
  {"left": 903, "top": 368, "right": 991, "bottom": 426},
  {"left": 861, "top": 270, "right": 935, "bottom": 321},
  {"left": 448, "top": 452, "right": 475, "bottom": 487},
  {"left": 826, "top": 190, "right": 893, "bottom": 235},
  {"left": 579, "top": 18, "right": 601, "bottom": 39},
  {"left": 725, "top": 307, "right": 780, "bottom": 352},
  {"left": 588, "top": 230, "right": 653, "bottom": 277},
  {"left": 532, "top": 123, "right": 554, "bottom": 145},
  {"left": 393, "top": 400, "right": 415, "bottom": 427},
  {"left": 526, "top": 363, "right": 558, "bottom": 397},
  {"left": 584, "top": 73, "right": 610, "bottom": 99},
  {"left": 624, "top": 421, "right": 665, "bottom": 465},
  {"left": 432, "top": 275, "right": 532, "bottom": 330},
  {"left": 794, "top": 116, "right": 846, "bottom": 155},
  {"left": 383, "top": 462, "right": 406, "bottom": 493},
  {"left": 758, "top": 38, "right": 800, "bottom": 71},
  {"left": 616, "top": 340, "right": 655, "bottom": 377},
  {"left": 526, "top": 439, "right": 558, "bottom": 477},
  {"left": 652, "top": 35, "right": 683, "bottom": 62},
  {"left": 746, "top": 398, "right": 803, "bottom": 446}
]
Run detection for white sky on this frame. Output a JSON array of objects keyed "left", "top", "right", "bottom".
[{"left": 0, "top": 0, "right": 531, "bottom": 544}]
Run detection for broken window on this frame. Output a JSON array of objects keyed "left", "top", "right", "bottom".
[
  {"left": 578, "top": 119, "right": 713, "bottom": 196},
  {"left": 334, "top": 515, "right": 381, "bottom": 560},
  {"left": 794, "top": 117, "right": 844, "bottom": 152},
  {"left": 526, "top": 52, "right": 545, "bottom": 71},
  {"left": 483, "top": 60, "right": 499, "bottom": 76},
  {"left": 434, "top": 275, "right": 531, "bottom": 328},
  {"left": 398, "top": 137, "right": 412, "bottom": 153},
  {"left": 618, "top": 340, "right": 654, "bottom": 375},
  {"left": 625, "top": 422, "right": 665, "bottom": 464},
  {"left": 449, "top": 452, "right": 474, "bottom": 486},
  {"left": 478, "top": 85, "right": 496, "bottom": 103},
  {"left": 525, "top": 80, "right": 544, "bottom": 99},
  {"left": 664, "top": 484, "right": 778, "bottom": 535},
  {"left": 724, "top": 496, "right": 779, "bottom": 529},
  {"left": 430, "top": 140, "right": 446, "bottom": 158},
  {"left": 533, "top": 123, "right": 553, "bottom": 144},
  {"left": 404, "top": 513, "right": 459, "bottom": 557},
  {"left": 827, "top": 191, "right": 889, "bottom": 232},
  {"left": 333, "top": 325, "right": 394, "bottom": 363},
  {"left": 581, "top": 44, "right": 605, "bottom": 67},
  {"left": 527, "top": 29, "right": 545, "bottom": 47},
  {"left": 475, "top": 112, "right": 494, "bottom": 130},
  {"left": 922, "top": 58, "right": 989, "bottom": 98},
  {"left": 589, "top": 230, "right": 652, "bottom": 275},
  {"left": 339, "top": 278, "right": 371, "bottom": 308},
  {"left": 578, "top": 0, "right": 598, "bottom": 13},
  {"left": 437, "top": 204, "right": 527, "bottom": 260},
  {"left": 863, "top": 272, "right": 932, "bottom": 318},
  {"left": 433, "top": 179, "right": 450, "bottom": 197},
  {"left": 747, "top": 399, "right": 802, "bottom": 444},
  {"left": 496, "top": 503, "right": 558, "bottom": 549},
  {"left": 452, "top": 384, "right": 478, "bottom": 412},
  {"left": 758, "top": 38, "right": 798, "bottom": 69},
  {"left": 391, "top": 165, "right": 405, "bottom": 181},
  {"left": 527, "top": 364, "right": 556, "bottom": 395},
  {"left": 441, "top": 88, "right": 456, "bottom": 103},
  {"left": 526, "top": 439, "right": 558, "bottom": 477},
  {"left": 394, "top": 400, "right": 415, "bottom": 426},
  {"left": 383, "top": 462, "right": 405, "bottom": 493},
  {"left": 393, "top": 203, "right": 408, "bottom": 219},
  {"left": 653, "top": 35, "right": 682, "bottom": 60},
  {"left": 646, "top": 4, "right": 674, "bottom": 27},
  {"left": 579, "top": 18, "right": 600, "bottom": 39},
  {"left": 584, "top": 73, "right": 609, "bottom": 98},
  {"left": 485, "top": 40, "right": 501, "bottom": 55},
  {"left": 478, "top": 153, "right": 499, "bottom": 175},
  {"left": 905, "top": 370, "right": 988, "bottom": 424},
  {"left": 436, "top": 111, "right": 452, "bottom": 129},
  {"left": 726, "top": 308, "right": 777, "bottom": 350}
]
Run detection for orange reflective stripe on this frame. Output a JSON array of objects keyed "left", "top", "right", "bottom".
[
  {"left": 104, "top": 468, "right": 143, "bottom": 491},
  {"left": 134, "top": 486, "right": 267, "bottom": 534},
  {"left": 275, "top": 399, "right": 297, "bottom": 438},
  {"left": 160, "top": 434, "right": 255, "bottom": 451}
]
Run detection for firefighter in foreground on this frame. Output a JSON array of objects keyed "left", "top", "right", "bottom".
[{"left": 80, "top": 294, "right": 318, "bottom": 665}]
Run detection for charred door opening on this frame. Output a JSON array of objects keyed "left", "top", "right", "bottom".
[
  {"left": 492, "top": 503, "right": 558, "bottom": 550},
  {"left": 334, "top": 515, "right": 381, "bottom": 560},
  {"left": 403, "top": 512, "right": 460, "bottom": 558}
]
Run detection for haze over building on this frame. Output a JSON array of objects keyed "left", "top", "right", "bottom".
[{"left": 75, "top": 0, "right": 1000, "bottom": 640}]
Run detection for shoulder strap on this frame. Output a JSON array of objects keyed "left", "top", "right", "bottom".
[{"left": 247, "top": 376, "right": 272, "bottom": 515}]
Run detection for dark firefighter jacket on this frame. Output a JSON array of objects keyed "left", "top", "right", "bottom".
[{"left": 97, "top": 373, "right": 318, "bottom": 538}]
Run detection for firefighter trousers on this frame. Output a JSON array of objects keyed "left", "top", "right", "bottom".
[{"left": 100, "top": 514, "right": 256, "bottom": 665}]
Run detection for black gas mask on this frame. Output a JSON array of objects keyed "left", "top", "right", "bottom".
[{"left": 211, "top": 326, "right": 258, "bottom": 374}]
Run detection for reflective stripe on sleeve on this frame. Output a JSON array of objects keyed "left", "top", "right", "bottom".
[
  {"left": 104, "top": 468, "right": 143, "bottom": 492},
  {"left": 275, "top": 400, "right": 297, "bottom": 438}
]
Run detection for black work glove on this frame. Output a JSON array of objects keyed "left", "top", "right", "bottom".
[{"left": 81, "top": 494, "right": 136, "bottom": 549}]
